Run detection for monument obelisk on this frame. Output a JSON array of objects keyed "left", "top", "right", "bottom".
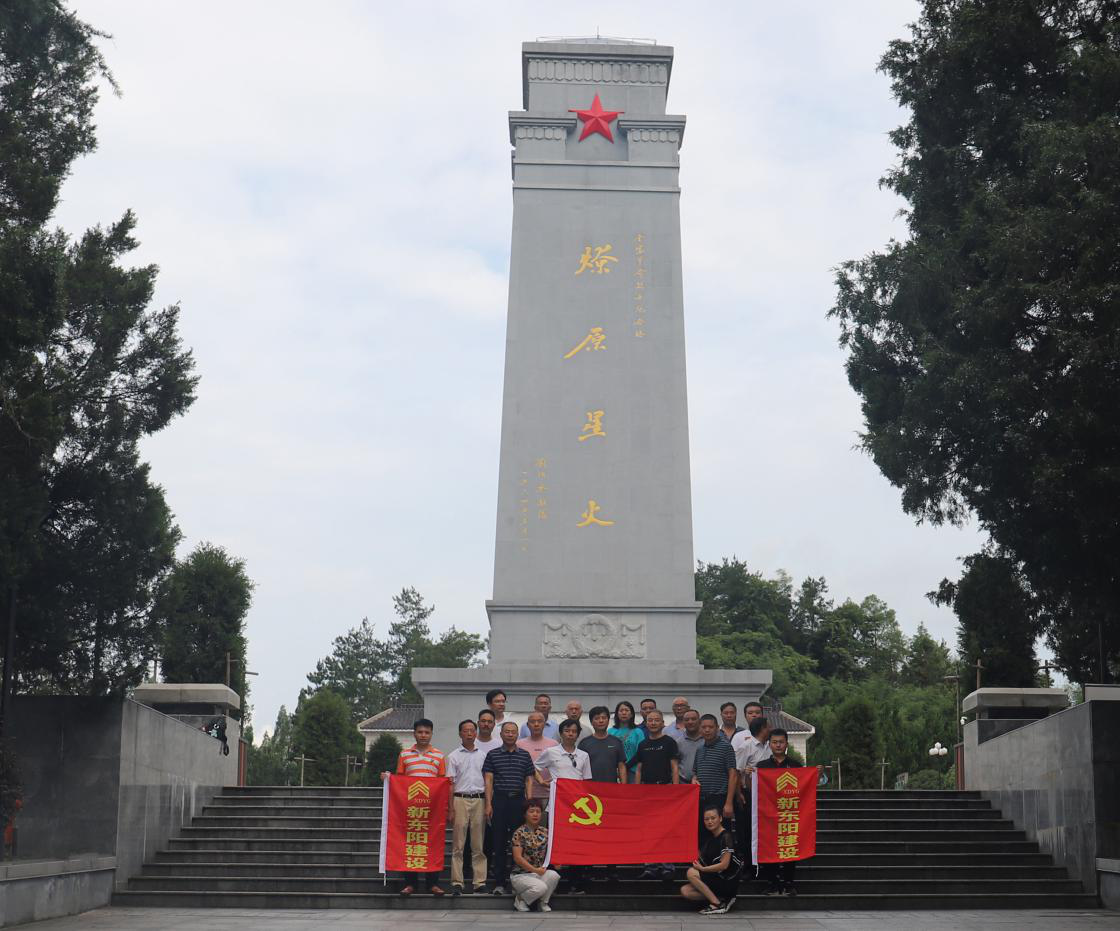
[{"left": 413, "top": 39, "right": 769, "bottom": 748}]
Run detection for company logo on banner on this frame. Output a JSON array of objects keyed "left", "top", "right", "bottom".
[
  {"left": 751, "top": 767, "right": 817, "bottom": 865},
  {"left": 546, "top": 779, "right": 699, "bottom": 866},
  {"left": 378, "top": 775, "right": 451, "bottom": 875}
]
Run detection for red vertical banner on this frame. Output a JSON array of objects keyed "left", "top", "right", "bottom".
[
  {"left": 378, "top": 775, "right": 451, "bottom": 874},
  {"left": 752, "top": 768, "right": 817, "bottom": 864}
]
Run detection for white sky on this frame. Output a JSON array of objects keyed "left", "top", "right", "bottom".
[{"left": 60, "top": 2, "right": 996, "bottom": 732}]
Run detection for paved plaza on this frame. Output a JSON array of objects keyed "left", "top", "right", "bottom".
[{"left": 16, "top": 908, "right": 1120, "bottom": 931}]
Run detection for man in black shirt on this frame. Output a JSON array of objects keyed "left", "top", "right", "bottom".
[
  {"left": 634, "top": 709, "right": 680, "bottom": 880},
  {"left": 755, "top": 728, "right": 803, "bottom": 897}
]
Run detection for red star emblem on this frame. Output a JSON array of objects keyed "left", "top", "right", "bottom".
[{"left": 569, "top": 94, "right": 623, "bottom": 143}]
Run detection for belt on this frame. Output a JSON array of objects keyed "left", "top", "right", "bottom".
[
  {"left": 496, "top": 790, "right": 525, "bottom": 798},
  {"left": 454, "top": 792, "right": 484, "bottom": 798}
]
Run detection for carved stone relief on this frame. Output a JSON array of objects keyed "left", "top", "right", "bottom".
[{"left": 542, "top": 614, "right": 646, "bottom": 659}]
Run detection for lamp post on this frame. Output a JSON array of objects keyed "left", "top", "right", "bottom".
[
  {"left": 928, "top": 741, "right": 949, "bottom": 764},
  {"left": 944, "top": 674, "right": 962, "bottom": 747}
]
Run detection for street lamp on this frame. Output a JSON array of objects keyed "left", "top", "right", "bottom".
[{"left": 928, "top": 741, "right": 949, "bottom": 759}]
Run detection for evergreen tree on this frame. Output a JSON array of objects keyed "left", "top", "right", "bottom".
[
  {"left": 292, "top": 689, "right": 363, "bottom": 786},
  {"left": 932, "top": 552, "right": 1040, "bottom": 688},
  {"left": 157, "top": 544, "right": 253, "bottom": 710},
  {"left": 901, "top": 623, "right": 953, "bottom": 687},
  {"left": 1, "top": 3, "right": 197, "bottom": 702},
  {"left": 362, "top": 733, "right": 403, "bottom": 786},
  {"left": 246, "top": 705, "right": 297, "bottom": 786},
  {"left": 831, "top": 0, "right": 1120, "bottom": 684}
]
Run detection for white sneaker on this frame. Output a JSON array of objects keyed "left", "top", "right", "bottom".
[
  {"left": 513, "top": 895, "right": 530, "bottom": 912},
  {"left": 539, "top": 903, "right": 552, "bottom": 912}
]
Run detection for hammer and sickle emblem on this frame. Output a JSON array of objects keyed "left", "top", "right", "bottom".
[{"left": 568, "top": 793, "right": 604, "bottom": 826}]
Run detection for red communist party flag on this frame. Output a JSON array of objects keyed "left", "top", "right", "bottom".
[
  {"left": 751, "top": 767, "right": 817, "bottom": 864},
  {"left": 378, "top": 775, "right": 451, "bottom": 875},
  {"left": 546, "top": 779, "right": 699, "bottom": 866}
]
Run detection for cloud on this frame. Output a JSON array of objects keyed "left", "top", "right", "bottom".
[{"left": 58, "top": 1, "right": 991, "bottom": 733}]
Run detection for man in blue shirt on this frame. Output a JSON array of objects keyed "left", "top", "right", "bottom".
[{"left": 518, "top": 693, "right": 558, "bottom": 740}]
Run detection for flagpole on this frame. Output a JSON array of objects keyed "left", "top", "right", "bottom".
[
  {"left": 378, "top": 774, "right": 391, "bottom": 885},
  {"left": 544, "top": 779, "right": 557, "bottom": 867}
]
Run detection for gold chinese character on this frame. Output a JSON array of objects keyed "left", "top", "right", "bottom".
[
  {"left": 405, "top": 844, "right": 429, "bottom": 857},
  {"left": 778, "top": 811, "right": 800, "bottom": 822},
  {"left": 634, "top": 329, "right": 646, "bottom": 338},
  {"left": 406, "top": 818, "right": 426, "bottom": 831},
  {"left": 404, "top": 856, "right": 428, "bottom": 870},
  {"left": 535, "top": 458, "right": 547, "bottom": 468},
  {"left": 777, "top": 848, "right": 799, "bottom": 860},
  {"left": 577, "top": 500, "right": 615, "bottom": 528},
  {"left": 777, "top": 798, "right": 800, "bottom": 811},
  {"left": 563, "top": 326, "right": 606, "bottom": 359},
  {"left": 538, "top": 509, "right": 548, "bottom": 519},
  {"left": 578, "top": 410, "right": 606, "bottom": 442},
  {"left": 777, "top": 835, "right": 798, "bottom": 847},
  {"left": 575, "top": 244, "right": 619, "bottom": 275}
]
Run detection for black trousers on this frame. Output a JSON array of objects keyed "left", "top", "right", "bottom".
[
  {"left": 489, "top": 792, "right": 524, "bottom": 885},
  {"left": 399, "top": 870, "right": 439, "bottom": 888},
  {"left": 760, "top": 861, "right": 796, "bottom": 887},
  {"left": 733, "top": 794, "right": 752, "bottom": 861}
]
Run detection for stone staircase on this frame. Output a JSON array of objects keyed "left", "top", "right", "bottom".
[{"left": 112, "top": 786, "right": 1099, "bottom": 911}]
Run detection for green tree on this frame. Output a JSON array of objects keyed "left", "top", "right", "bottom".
[
  {"left": 1, "top": 4, "right": 197, "bottom": 705},
  {"left": 830, "top": 0, "right": 1120, "bottom": 684},
  {"left": 308, "top": 588, "right": 486, "bottom": 708},
  {"left": 901, "top": 623, "right": 953, "bottom": 687},
  {"left": 247, "top": 705, "right": 298, "bottom": 787},
  {"left": 362, "top": 733, "right": 402, "bottom": 786},
  {"left": 157, "top": 544, "right": 253, "bottom": 710},
  {"left": 932, "top": 551, "right": 1040, "bottom": 687},
  {"left": 305, "top": 617, "right": 389, "bottom": 722},
  {"left": 292, "top": 689, "right": 363, "bottom": 787}
]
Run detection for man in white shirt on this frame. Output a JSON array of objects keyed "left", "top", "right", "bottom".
[
  {"left": 732, "top": 715, "right": 771, "bottom": 863},
  {"left": 474, "top": 709, "right": 502, "bottom": 755},
  {"left": 534, "top": 718, "right": 592, "bottom": 894},
  {"left": 446, "top": 719, "right": 488, "bottom": 895}
]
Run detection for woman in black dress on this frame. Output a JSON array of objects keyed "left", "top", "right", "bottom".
[{"left": 680, "top": 805, "right": 742, "bottom": 914}]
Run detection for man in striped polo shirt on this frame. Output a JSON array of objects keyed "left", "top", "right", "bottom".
[
  {"left": 482, "top": 721, "right": 535, "bottom": 895},
  {"left": 691, "top": 713, "right": 738, "bottom": 841},
  {"left": 383, "top": 718, "right": 447, "bottom": 896}
]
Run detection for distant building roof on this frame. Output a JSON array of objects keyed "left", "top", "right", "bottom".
[
  {"left": 358, "top": 704, "right": 424, "bottom": 733},
  {"left": 762, "top": 706, "right": 814, "bottom": 735}
]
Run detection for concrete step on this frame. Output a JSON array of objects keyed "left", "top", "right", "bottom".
[
  {"left": 818, "top": 830, "right": 1025, "bottom": 843},
  {"left": 817, "top": 797, "right": 992, "bottom": 810},
  {"left": 168, "top": 837, "right": 379, "bottom": 852},
  {"left": 203, "top": 804, "right": 383, "bottom": 817},
  {"left": 136, "top": 861, "right": 1070, "bottom": 880},
  {"left": 110, "top": 889, "right": 1100, "bottom": 911},
  {"left": 816, "top": 840, "right": 1039, "bottom": 853},
  {"left": 817, "top": 807, "right": 1002, "bottom": 819},
  {"left": 222, "top": 786, "right": 380, "bottom": 797},
  {"left": 190, "top": 816, "right": 380, "bottom": 829},
  {"left": 819, "top": 819, "right": 1015, "bottom": 831},
  {"left": 153, "top": 850, "right": 380, "bottom": 865},
  {"left": 210, "top": 795, "right": 381, "bottom": 808},
  {"left": 125, "top": 874, "right": 1086, "bottom": 896}
]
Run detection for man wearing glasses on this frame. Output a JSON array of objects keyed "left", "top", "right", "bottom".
[{"left": 534, "top": 718, "right": 592, "bottom": 894}]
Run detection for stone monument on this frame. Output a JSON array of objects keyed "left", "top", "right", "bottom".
[{"left": 413, "top": 39, "right": 770, "bottom": 749}]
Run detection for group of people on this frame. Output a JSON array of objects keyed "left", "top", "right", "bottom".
[{"left": 383, "top": 689, "right": 805, "bottom": 914}]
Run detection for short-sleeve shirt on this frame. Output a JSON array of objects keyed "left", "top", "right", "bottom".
[
  {"left": 700, "top": 828, "right": 742, "bottom": 879},
  {"left": 483, "top": 745, "right": 535, "bottom": 794},
  {"left": 535, "top": 744, "right": 592, "bottom": 782},
  {"left": 578, "top": 734, "right": 627, "bottom": 782},
  {"left": 609, "top": 726, "right": 643, "bottom": 769},
  {"left": 510, "top": 825, "right": 549, "bottom": 874},
  {"left": 732, "top": 733, "right": 772, "bottom": 771},
  {"left": 517, "top": 736, "right": 559, "bottom": 799},
  {"left": 445, "top": 745, "right": 486, "bottom": 793},
  {"left": 396, "top": 745, "right": 446, "bottom": 777},
  {"left": 676, "top": 733, "right": 704, "bottom": 782},
  {"left": 519, "top": 719, "right": 559, "bottom": 741},
  {"left": 694, "top": 736, "right": 736, "bottom": 796},
  {"left": 634, "top": 735, "right": 680, "bottom": 784}
]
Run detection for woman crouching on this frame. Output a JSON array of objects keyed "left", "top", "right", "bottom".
[
  {"left": 510, "top": 798, "right": 561, "bottom": 912},
  {"left": 680, "top": 805, "right": 742, "bottom": 914}
]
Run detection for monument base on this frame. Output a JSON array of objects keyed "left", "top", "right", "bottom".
[{"left": 412, "top": 662, "right": 772, "bottom": 750}]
